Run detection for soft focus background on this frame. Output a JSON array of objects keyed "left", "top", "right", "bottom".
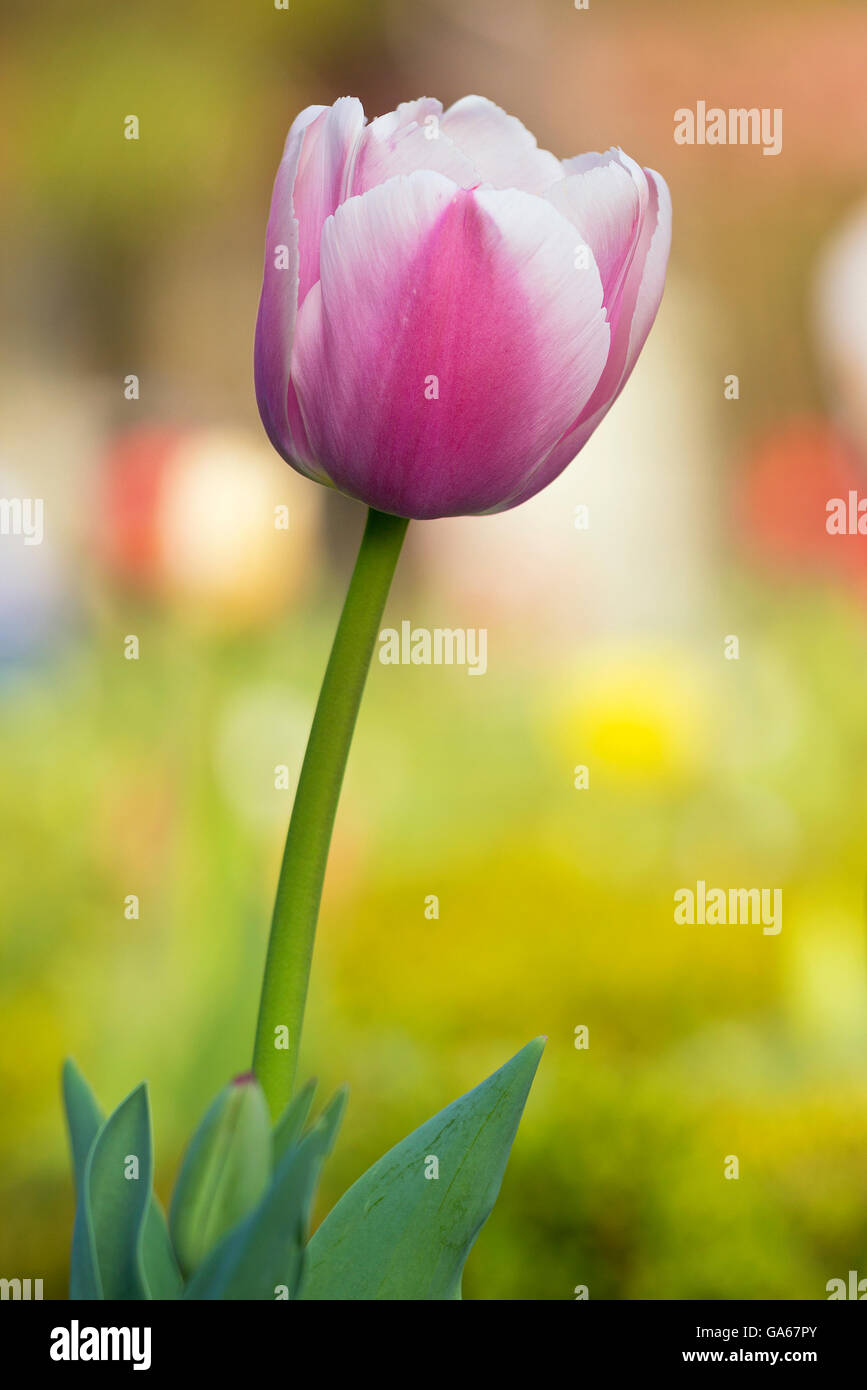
[{"left": 2, "top": 0, "right": 867, "bottom": 1300}]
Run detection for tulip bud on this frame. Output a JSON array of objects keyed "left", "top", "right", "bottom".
[
  {"left": 255, "top": 94, "right": 670, "bottom": 520},
  {"left": 169, "top": 1073, "right": 271, "bottom": 1276}
]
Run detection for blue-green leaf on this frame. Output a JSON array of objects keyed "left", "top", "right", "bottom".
[
  {"left": 299, "top": 1037, "right": 544, "bottom": 1301},
  {"left": 62, "top": 1059, "right": 103, "bottom": 1299},
  {"left": 63, "top": 1062, "right": 182, "bottom": 1300},
  {"left": 140, "top": 1199, "right": 183, "bottom": 1299},
  {"left": 63, "top": 1059, "right": 103, "bottom": 1181},
  {"left": 85, "top": 1084, "right": 154, "bottom": 1300},
  {"left": 272, "top": 1077, "right": 317, "bottom": 1166},
  {"left": 312, "top": 1085, "right": 348, "bottom": 1158},
  {"left": 169, "top": 1074, "right": 271, "bottom": 1278}
]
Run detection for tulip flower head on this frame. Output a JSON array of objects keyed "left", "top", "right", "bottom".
[{"left": 255, "top": 95, "right": 671, "bottom": 520}]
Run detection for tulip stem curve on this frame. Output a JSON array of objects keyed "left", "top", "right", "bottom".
[{"left": 253, "top": 506, "right": 409, "bottom": 1118}]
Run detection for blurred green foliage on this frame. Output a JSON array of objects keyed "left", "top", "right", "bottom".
[{"left": 2, "top": 575, "right": 867, "bottom": 1298}]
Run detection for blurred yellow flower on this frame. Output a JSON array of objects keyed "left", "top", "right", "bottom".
[{"left": 546, "top": 644, "right": 713, "bottom": 788}]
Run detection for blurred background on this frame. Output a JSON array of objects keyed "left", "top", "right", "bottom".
[{"left": 2, "top": 0, "right": 867, "bottom": 1300}]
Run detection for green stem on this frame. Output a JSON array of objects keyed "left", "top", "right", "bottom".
[{"left": 252, "top": 506, "right": 409, "bottom": 1118}]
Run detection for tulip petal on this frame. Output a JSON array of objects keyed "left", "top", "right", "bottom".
[
  {"left": 504, "top": 165, "right": 671, "bottom": 508},
  {"left": 349, "top": 97, "right": 480, "bottom": 195},
  {"left": 253, "top": 104, "right": 326, "bottom": 471},
  {"left": 546, "top": 150, "right": 643, "bottom": 306},
  {"left": 629, "top": 170, "right": 673, "bottom": 364},
  {"left": 441, "top": 95, "right": 563, "bottom": 195},
  {"left": 290, "top": 170, "right": 609, "bottom": 518},
  {"left": 292, "top": 97, "right": 366, "bottom": 306}
]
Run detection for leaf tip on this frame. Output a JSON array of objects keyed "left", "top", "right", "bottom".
[{"left": 121, "top": 1080, "right": 151, "bottom": 1118}]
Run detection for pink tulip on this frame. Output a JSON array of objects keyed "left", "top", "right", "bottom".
[{"left": 255, "top": 95, "right": 671, "bottom": 520}]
